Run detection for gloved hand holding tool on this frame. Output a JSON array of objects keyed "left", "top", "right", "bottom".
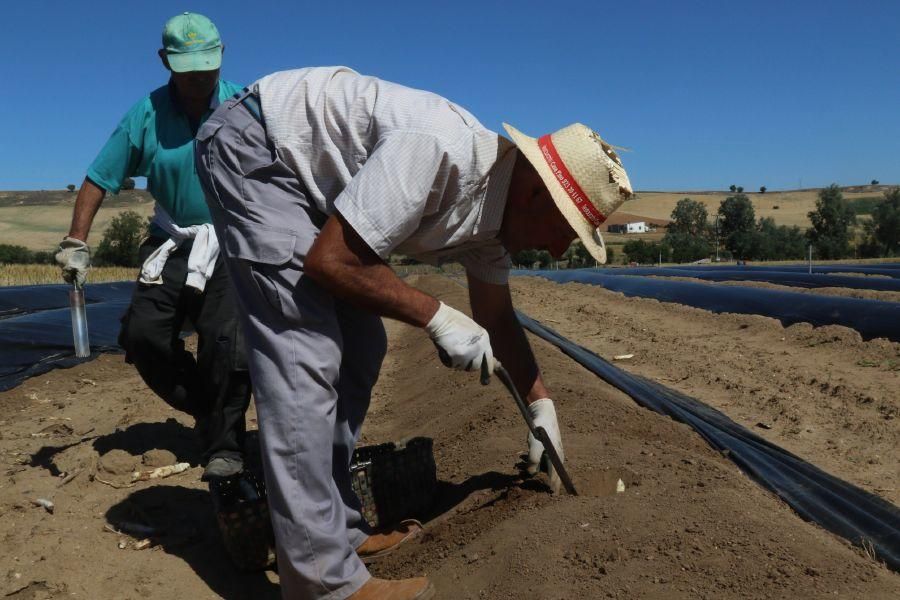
[
  {"left": 426, "top": 301, "right": 575, "bottom": 494},
  {"left": 55, "top": 236, "right": 91, "bottom": 288},
  {"left": 55, "top": 237, "right": 92, "bottom": 358},
  {"left": 425, "top": 301, "right": 496, "bottom": 373},
  {"left": 486, "top": 362, "right": 577, "bottom": 496}
]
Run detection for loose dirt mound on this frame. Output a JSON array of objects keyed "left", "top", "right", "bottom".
[{"left": 0, "top": 275, "right": 897, "bottom": 599}]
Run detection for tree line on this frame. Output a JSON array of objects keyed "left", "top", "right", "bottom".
[
  {"left": 3, "top": 187, "right": 898, "bottom": 270},
  {"left": 623, "top": 186, "right": 900, "bottom": 264}
]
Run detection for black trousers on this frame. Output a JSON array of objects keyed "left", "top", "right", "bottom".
[{"left": 119, "top": 237, "right": 251, "bottom": 462}]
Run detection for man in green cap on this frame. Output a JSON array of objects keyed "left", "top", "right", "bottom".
[{"left": 56, "top": 12, "right": 250, "bottom": 480}]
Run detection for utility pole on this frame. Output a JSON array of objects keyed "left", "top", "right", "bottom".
[
  {"left": 808, "top": 244, "right": 813, "bottom": 274},
  {"left": 714, "top": 214, "right": 720, "bottom": 262}
]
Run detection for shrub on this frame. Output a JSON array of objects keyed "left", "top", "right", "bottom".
[
  {"left": 859, "top": 188, "right": 900, "bottom": 257},
  {"left": 806, "top": 184, "right": 856, "bottom": 259},
  {"left": 623, "top": 240, "right": 670, "bottom": 264},
  {"left": 756, "top": 218, "right": 806, "bottom": 261},
  {"left": 94, "top": 210, "right": 147, "bottom": 267},
  {"left": 665, "top": 231, "right": 712, "bottom": 263},
  {"left": 718, "top": 194, "right": 756, "bottom": 258},
  {"left": 668, "top": 198, "right": 711, "bottom": 238},
  {"left": 846, "top": 197, "right": 884, "bottom": 216},
  {"left": 0, "top": 244, "right": 34, "bottom": 264},
  {"left": 664, "top": 198, "right": 713, "bottom": 263},
  {"left": 563, "top": 240, "right": 593, "bottom": 268}
]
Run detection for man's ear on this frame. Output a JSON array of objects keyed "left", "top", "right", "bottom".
[{"left": 158, "top": 49, "right": 172, "bottom": 71}]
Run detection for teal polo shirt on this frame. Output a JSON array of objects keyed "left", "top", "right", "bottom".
[{"left": 87, "top": 79, "right": 243, "bottom": 236}]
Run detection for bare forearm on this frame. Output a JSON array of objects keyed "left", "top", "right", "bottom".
[
  {"left": 468, "top": 277, "right": 550, "bottom": 403},
  {"left": 306, "top": 214, "right": 439, "bottom": 327},
  {"left": 480, "top": 306, "right": 549, "bottom": 403},
  {"left": 67, "top": 178, "right": 106, "bottom": 242},
  {"left": 312, "top": 258, "right": 439, "bottom": 327}
]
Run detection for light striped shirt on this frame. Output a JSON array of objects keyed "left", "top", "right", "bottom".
[{"left": 255, "top": 66, "right": 515, "bottom": 284}]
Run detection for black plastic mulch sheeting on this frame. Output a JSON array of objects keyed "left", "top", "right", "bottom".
[
  {"left": 668, "top": 263, "right": 900, "bottom": 279},
  {"left": 0, "top": 282, "right": 133, "bottom": 319},
  {"left": 0, "top": 282, "right": 134, "bottom": 391},
  {"left": 521, "top": 270, "right": 900, "bottom": 342},
  {"left": 516, "top": 310, "right": 900, "bottom": 571},
  {"left": 590, "top": 267, "right": 900, "bottom": 291}
]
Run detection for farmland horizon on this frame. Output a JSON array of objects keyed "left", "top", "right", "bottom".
[{"left": 2, "top": 183, "right": 893, "bottom": 252}]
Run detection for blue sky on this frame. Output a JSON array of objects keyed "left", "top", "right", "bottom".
[{"left": 1, "top": 0, "right": 897, "bottom": 192}]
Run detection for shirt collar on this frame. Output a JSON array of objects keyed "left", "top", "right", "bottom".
[
  {"left": 479, "top": 138, "right": 517, "bottom": 235},
  {"left": 166, "top": 78, "right": 222, "bottom": 114}
]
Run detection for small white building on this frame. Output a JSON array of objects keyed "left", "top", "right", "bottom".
[
  {"left": 626, "top": 221, "right": 648, "bottom": 233},
  {"left": 608, "top": 221, "right": 650, "bottom": 234}
]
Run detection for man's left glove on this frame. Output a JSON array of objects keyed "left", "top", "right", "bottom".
[
  {"left": 55, "top": 236, "right": 91, "bottom": 287},
  {"left": 526, "top": 398, "right": 565, "bottom": 493}
]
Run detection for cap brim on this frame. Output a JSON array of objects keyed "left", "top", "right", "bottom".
[
  {"left": 167, "top": 46, "right": 222, "bottom": 73},
  {"left": 503, "top": 123, "right": 608, "bottom": 264}
]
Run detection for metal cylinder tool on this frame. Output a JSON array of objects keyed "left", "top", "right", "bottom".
[{"left": 69, "top": 283, "right": 90, "bottom": 358}]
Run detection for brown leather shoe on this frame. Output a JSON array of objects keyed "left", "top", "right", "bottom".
[
  {"left": 356, "top": 519, "right": 423, "bottom": 563},
  {"left": 349, "top": 577, "right": 435, "bottom": 600}
]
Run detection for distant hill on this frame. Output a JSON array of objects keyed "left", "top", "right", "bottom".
[
  {"left": 0, "top": 189, "right": 154, "bottom": 250},
  {"left": 0, "top": 184, "right": 894, "bottom": 251},
  {"left": 623, "top": 184, "right": 893, "bottom": 229}
]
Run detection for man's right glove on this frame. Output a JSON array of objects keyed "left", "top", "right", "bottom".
[
  {"left": 425, "top": 302, "right": 495, "bottom": 373},
  {"left": 526, "top": 398, "right": 565, "bottom": 493},
  {"left": 55, "top": 236, "right": 91, "bottom": 287}
]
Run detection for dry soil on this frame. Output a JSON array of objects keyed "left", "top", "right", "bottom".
[{"left": 0, "top": 275, "right": 897, "bottom": 599}]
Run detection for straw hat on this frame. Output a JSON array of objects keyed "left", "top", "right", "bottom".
[{"left": 503, "top": 123, "right": 633, "bottom": 264}]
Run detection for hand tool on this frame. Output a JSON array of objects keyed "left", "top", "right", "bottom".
[{"left": 482, "top": 360, "right": 578, "bottom": 495}]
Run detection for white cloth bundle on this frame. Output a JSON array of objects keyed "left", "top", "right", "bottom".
[{"left": 140, "top": 205, "right": 219, "bottom": 292}]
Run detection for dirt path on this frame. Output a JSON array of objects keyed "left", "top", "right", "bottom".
[{"left": 0, "top": 274, "right": 897, "bottom": 599}]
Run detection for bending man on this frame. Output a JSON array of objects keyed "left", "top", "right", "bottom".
[{"left": 195, "top": 67, "right": 632, "bottom": 599}]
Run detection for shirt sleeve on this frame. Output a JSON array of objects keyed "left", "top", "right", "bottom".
[
  {"left": 333, "top": 132, "right": 448, "bottom": 259},
  {"left": 453, "top": 242, "right": 511, "bottom": 285},
  {"left": 86, "top": 101, "right": 147, "bottom": 194}
]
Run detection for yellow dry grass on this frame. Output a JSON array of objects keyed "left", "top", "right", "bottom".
[
  {"left": 623, "top": 189, "right": 880, "bottom": 229},
  {"left": 0, "top": 264, "right": 136, "bottom": 286},
  {"left": 0, "top": 203, "right": 155, "bottom": 251}
]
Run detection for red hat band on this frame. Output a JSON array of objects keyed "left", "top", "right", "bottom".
[{"left": 538, "top": 134, "right": 607, "bottom": 228}]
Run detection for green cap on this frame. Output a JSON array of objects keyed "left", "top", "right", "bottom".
[{"left": 162, "top": 12, "right": 222, "bottom": 73}]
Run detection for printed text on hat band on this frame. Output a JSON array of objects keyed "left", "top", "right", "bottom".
[{"left": 538, "top": 134, "right": 606, "bottom": 228}]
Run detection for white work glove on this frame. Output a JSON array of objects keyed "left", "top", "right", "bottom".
[
  {"left": 425, "top": 302, "right": 496, "bottom": 373},
  {"left": 526, "top": 398, "right": 565, "bottom": 493},
  {"left": 55, "top": 237, "right": 91, "bottom": 287}
]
